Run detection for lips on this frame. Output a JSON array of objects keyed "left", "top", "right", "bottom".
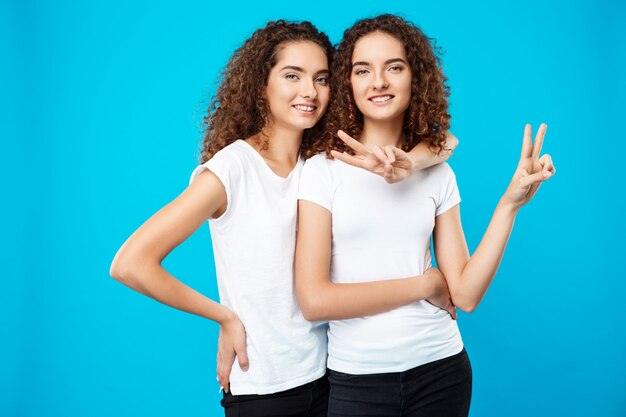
[{"left": 368, "top": 94, "right": 394, "bottom": 103}]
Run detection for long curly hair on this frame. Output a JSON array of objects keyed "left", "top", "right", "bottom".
[
  {"left": 199, "top": 20, "right": 333, "bottom": 163},
  {"left": 306, "top": 14, "right": 450, "bottom": 159}
]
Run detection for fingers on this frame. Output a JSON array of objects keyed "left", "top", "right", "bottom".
[
  {"left": 521, "top": 124, "right": 532, "bottom": 159},
  {"left": 217, "top": 368, "right": 228, "bottom": 393},
  {"left": 383, "top": 164, "right": 395, "bottom": 184},
  {"left": 383, "top": 146, "right": 396, "bottom": 183},
  {"left": 448, "top": 305, "right": 457, "bottom": 320},
  {"left": 220, "top": 358, "right": 230, "bottom": 392},
  {"left": 217, "top": 352, "right": 234, "bottom": 393},
  {"left": 519, "top": 170, "right": 548, "bottom": 188},
  {"left": 538, "top": 154, "right": 555, "bottom": 177},
  {"left": 337, "top": 130, "right": 369, "bottom": 155},
  {"left": 389, "top": 146, "right": 410, "bottom": 162},
  {"left": 370, "top": 146, "right": 387, "bottom": 165},
  {"left": 532, "top": 123, "right": 547, "bottom": 159},
  {"left": 330, "top": 150, "right": 366, "bottom": 169},
  {"left": 384, "top": 145, "right": 395, "bottom": 164}
]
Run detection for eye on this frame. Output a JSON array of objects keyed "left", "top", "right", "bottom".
[
  {"left": 316, "top": 76, "right": 329, "bottom": 85},
  {"left": 285, "top": 73, "right": 299, "bottom": 81},
  {"left": 354, "top": 68, "right": 369, "bottom": 76},
  {"left": 388, "top": 65, "right": 403, "bottom": 72}
]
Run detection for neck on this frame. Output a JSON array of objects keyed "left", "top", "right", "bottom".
[
  {"left": 360, "top": 116, "right": 405, "bottom": 148},
  {"left": 250, "top": 123, "right": 302, "bottom": 165}
]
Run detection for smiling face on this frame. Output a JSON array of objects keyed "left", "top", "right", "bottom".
[
  {"left": 263, "top": 41, "right": 330, "bottom": 133},
  {"left": 350, "top": 31, "right": 412, "bottom": 124}
]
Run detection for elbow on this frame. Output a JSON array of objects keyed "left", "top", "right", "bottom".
[
  {"left": 302, "top": 309, "right": 321, "bottom": 322},
  {"left": 110, "top": 251, "right": 141, "bottom": 288},
  {"left": 110, "top": 256, "right": 130, "bottom": 284},
  {"left": 445, "top": 131, "right": 459, "bottom": 153},
  {"left": 455, "top": 301, "right": 477, "bottom": 314},
  {"left": 297, "top": 291, "right": 326, "bottom": 322},
  {"left": 300, "top": 298, "right": 325, "bottom": 322},
  {"left": 450, "top": 291, "right": 478, "bottom": 314}
]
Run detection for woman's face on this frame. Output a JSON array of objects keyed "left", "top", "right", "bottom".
[
  {"left": 350, "top": 31, "right": 412, "bottom": 123},
  {"left": 263, "top": 41, "right": 330, "bottom": 132}
]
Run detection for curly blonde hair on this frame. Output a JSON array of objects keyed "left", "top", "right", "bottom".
[
  {"left": 306, "top": 14, "right": 451, "bottom": 159},
  {"left": 200, "top": 20, "right": 334, "bottom": 163}
]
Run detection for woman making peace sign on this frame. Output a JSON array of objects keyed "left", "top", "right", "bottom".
[{"left": 296, "top": 14, "right": 555, "bottom": 417}]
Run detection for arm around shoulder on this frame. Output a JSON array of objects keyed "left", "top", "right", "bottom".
[{"left": 407, "top": 130, "right": 459, "bottom": 172}]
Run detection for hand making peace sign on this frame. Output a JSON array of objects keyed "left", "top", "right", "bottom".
[
  {"left": 330, "top": 130, "right": 415, "bottom": 184},
  {"left": 502, "top": 123, "right": 556, "bottom": 208}
]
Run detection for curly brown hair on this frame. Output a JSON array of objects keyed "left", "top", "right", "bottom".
[
  {"left": 306, "top": 14, "right": 450, "bottom": 159},
  {"left": 200, "top": 20, "right": 334, "bottom": 163}
]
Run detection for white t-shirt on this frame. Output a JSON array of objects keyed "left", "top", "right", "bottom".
[
  {"left": 189, "top": 140, "right": 327, "bottom": 395},
  {"left": 298, "top": 153, "right": 464, "bottom": 375}
]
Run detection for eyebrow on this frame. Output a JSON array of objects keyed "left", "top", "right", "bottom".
[
  {"left": 280, "top": 65, "right": 304, "bottom": 72},
  {"left": 279, "top": 65, "right": 329, "bottom": 75},
  {"left": 352, "top": 58, "right": 407, "bottom": 67}
]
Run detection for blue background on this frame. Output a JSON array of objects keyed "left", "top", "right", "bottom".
[{"left": 2, "top": 0, "right": 625, "bottom": 416}]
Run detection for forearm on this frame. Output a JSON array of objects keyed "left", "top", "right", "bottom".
[
  {"left": 302, "top": 275, "right": 432, "bottom": 321},
  {"left": 452, "top": 200, "right": 519, "bottom": 311},
  {"left": 113, "top": 262, "right": 232, "bottom": 324},
  {"left": 408, "top": 132, "right": 458, "bottom": 171}
]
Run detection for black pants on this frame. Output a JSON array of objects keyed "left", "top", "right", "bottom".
[
  {"left": 221, "top": 373, "right": 330, "bottom": 417},
  {"left": 328, "top": 349, "right": 472, "bottom": 417}
]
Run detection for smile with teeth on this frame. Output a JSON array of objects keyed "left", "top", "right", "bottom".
[
  {"left": 293, "top": 104, "right": 317, "bottom": 112},
  {"left": 369, "top": 95, "right": 394, "bottom": 103}
]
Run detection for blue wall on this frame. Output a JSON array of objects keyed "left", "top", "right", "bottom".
[{"left": 2, "top": 0, "right": 625, "bottom": 416}]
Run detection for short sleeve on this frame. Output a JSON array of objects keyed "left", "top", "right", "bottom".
[
  {"left": 189, "top": 148, "right": 242, "bottom": 221},
  {"left": 435, "top": 163, "right": 461, "bottom": 216},
  {"left": 298, "top": 154, "right": 334, "bottom": 212}
]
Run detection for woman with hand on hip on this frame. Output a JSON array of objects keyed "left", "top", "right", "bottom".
[
  {"left": 110, "top": 19, "right": 458, "bottom": 417},
  {"left": 296, "top": 14, "right": 555, "bottom": 417}
]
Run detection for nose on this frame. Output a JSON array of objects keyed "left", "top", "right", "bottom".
[
  {"left": 300, "top": 78, "right": 317, "bottom": 100},
  {"left": 373, "top": 71, "right": 389, "bottom": 90}
]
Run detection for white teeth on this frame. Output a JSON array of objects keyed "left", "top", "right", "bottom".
[
  {"left": 371, "top": 95, "right": 392, "bottom": 103},
  {"left": 294, "top": 105, "right": 315, "bottom": 111}
]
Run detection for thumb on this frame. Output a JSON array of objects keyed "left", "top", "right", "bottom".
[{"left": 236, "top": 344, "right": 249, "bottom": 372}]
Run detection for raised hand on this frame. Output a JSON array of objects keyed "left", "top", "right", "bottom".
[
  {"left": 330, "top": 130, "right": 413, "bottom": 184},
  {"left": 217, "top": 311, "right": 248, "bottom": 393},
  {"left": 502, "top": 123, "right": 555, "bottom": 208}
]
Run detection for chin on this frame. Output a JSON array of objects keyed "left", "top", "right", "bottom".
[
  {"left": 283, "top": 121, "right": 317, "bottom": 132},
  {"left": 364, "top": 110, "right": 404, "bottom": 122},
  {"left": 295, "top": 117, "right": 322, "bottom": 130}
]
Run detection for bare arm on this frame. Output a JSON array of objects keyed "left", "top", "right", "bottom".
[
  {"left": 110, "top": 170, "right": 230, "bottom": 322},
  {"left": 433, "top": 124, "right": 555, "bottom": 312},
  {"left": 406, "top": 131, "right": 459, "bottom": 171},
  {"left": 330, "top": 130, "right": 459, "bottom": 183},
  {"left": 433, "top": 203, "right": 514, "bottom": 312},
  {"left": 110, "top": 169, "right": 248, "bottom": 391},
  {"left": 295, "top": 200, "right": 455, "bottom": 321}
]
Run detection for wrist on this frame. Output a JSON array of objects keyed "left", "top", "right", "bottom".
[
  {"left": 408, "top": 153, "right": 420, "bottom": 174},
  {"left": 416, "top": 272, "right": 437, "bottom": 301},
  {"left": 215, "top": 305, "right": 236, "bottom": 326},
  {"left": 497, "top": 197, "right": 522, "bottom": 216}
]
